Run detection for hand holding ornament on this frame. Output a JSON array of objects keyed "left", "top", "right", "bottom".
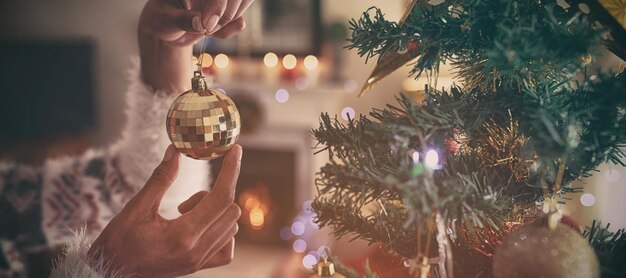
[{"left": 88, "top": 144, "right": 243, "bottom": 277}]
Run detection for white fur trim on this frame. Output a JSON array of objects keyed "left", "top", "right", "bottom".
[
  {"left": 115, "top": 57, "right": 210, "bottom": 219},
  {"left": 50, "top": 228, "right": 127, "bottom": 278}
]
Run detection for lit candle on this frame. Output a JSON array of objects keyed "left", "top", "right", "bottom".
[
  {"left": 303, "top": 55, "right": 320, "bottom": 87},
  {"left": 263, "top": 52, "right": 279, "bottom": 85}
]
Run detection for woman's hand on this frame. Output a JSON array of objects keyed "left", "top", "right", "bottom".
[
  {"left": 139, "top": 0, "right": 253, "bottom": 46},
  {"left": 88, "top": 144, "right": 243, "bottom": 277},
  {"left": 137, "top": 0, "right": 253, "bottom": 92}
]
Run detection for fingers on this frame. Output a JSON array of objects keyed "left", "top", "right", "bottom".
[
  {"left": 212, "top": 17, "right": 246, "bottom": 39},
  {"left": 219, "top": 0, "right": 242, "bottom": 26},
  {"left": 191, "top": 203, "right": 240, "bottom": 255},
  {"left": 165, "top": 7, "right": 205, "bottom": 33},
  {"left": 134, "top": 145, "right": 181, "bottom": 210},
  {"left": 233, "top": 0, "right": 254, "bottom": 20},
  {"left": 200, "top": 238, "right": 235, "bottom": 268},
  {"left": 202, "top": 0, "right": 228, "bottom": 33},
  {"left": 183, "top": 145, "right": 242, "bottom": 226},
  {"left": 178, "top": 191, "right": 209, "bottom": 214}
]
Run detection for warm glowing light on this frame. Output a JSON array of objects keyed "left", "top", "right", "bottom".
[
  {"left": 198, "top": 53, "right": 213, "bottom": 67},
  {"left": 580, "top": 193, "right": 596, "bottom": 207},
  {"left": 424, "top": 149, "right": 439, "bottom": 169},
  {"left": 214, "top": 53, "right": 229, "bottom": 68},
  {"left": 263, "top": 52, "right": 279, "bottom": 67},
  {"left": 401, "top": 78, "right": 420, "bottom": 92},
  {"left": 243, "top": 196, "right": 261, "bottom": 211},
  {"left": 293, "top": 239, "right": 307, "bottom": 253},
  {"left": 282, "top": 54, "right": 297, "bottom": 69},
  {"left": 291, "top": 221, "right": 306, "bottom": 236},
  {"left": 303, "top": 55, "right": 318, "bottom": 70},
  {"left": 249, "top": 208, "right": 265, "bottom": 229},
  {"left": 275, "top": 89, "right": 289, "bottom": 103},
  {"left": 341, "top": 107, "right": 356, "bottom": 121},
  {"left": 302, "top": 254, "right": 318, "bottom": 269}
]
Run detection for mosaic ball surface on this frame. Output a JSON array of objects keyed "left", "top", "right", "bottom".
[
  {"left": 493, "top": 222, "right": 599, "bottom": 278},
  {"left": 166, "top": 88, "right": 240, "bottom": 160}
]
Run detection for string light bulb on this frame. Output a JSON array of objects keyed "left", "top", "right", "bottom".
[
  {"left": 283, "top": 54, "right": 297, "bottom": 69},
  {"left": 214, "top": 53, "right": 229, "bottom": 68},
  {"left": 304, "top": 55, "right": 319, "bottom": 70},
  {"left": 264, "top": 52, "right": 279, "bottom": 67},
  {"left": 424, "top": 149, "right": 439, "bottom": 169}
]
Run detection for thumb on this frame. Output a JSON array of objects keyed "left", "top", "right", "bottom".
[{"left": 137, "top": 145, "right": 181, "bottom": 210}]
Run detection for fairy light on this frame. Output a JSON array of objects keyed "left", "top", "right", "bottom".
[
  {"left": 214, "top": 53, "right": 229, "bottom": 68},
  {"left": 275, "top": 89, "right": 289, "bottom": 103},
  {"left": 344, "top": 79, "right": 358, "bottom": 93},
  {"left": 293, "top": 239, "right": 307, "bottom": 253},
  {"left": 282, "top": 54, "right": 297, "bottom": 69},
  {"left": 424, "top": 149, "right": 439, "bottom": 169},
  {"left": 303, "top": 254, "right": 318, "bottom": 269},
  {"left": 580, "top": 193, "right": 596, "bottom": 207},
  {"left": 295, "top": 76, "right": 309, "bottom": 90},
  {"left": 291, "top": 221, "right": 306, "bottom": 236},
  {"left": 341, "top": 107, "right": 356, "bottom": 121},
  {"left": 303, "top": 55, "right": 319, "bottom": 70},
  {"left": 249, "top": 208, "right": 265, "bottom": 229},
  {"left": 198, "top": 53, "right": 213, "bottom": 67},
  {"left": 264, "top": 52, "right": 279, "bottom": 67}
]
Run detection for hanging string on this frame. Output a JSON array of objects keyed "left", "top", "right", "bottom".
[{"left": 197, "top": 36, "right": 209, "bottom": 72}]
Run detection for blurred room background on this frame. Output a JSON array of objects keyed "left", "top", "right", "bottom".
[{"left": 1, "top": 0, "right": 624, "bottom": 277}]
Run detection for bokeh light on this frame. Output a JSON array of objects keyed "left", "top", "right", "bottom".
[
  {"left": 424, "top": 149, "right": 439, "bottom": 169},
  {"left": 249, "top": 208, "right": 265, "bottom": 229},
  {"left": 198, "top": 53, "right": 213, "bottom": 67},
  {"left": 341, "top": 107, "right": 356, "bottom": 121},
  {"left": 580, "top": 193, "right": 596, "bottom": 207},
  {"left": 291, "top": 221, "right": 306, "bottom": 236},
  {"left": 295, "top": 76, "right": 310, "bottom": 90},
  {"left": 303, "top": 55, "right": 319, "bottom": 70},
  {"left": 214, "top": 54, "right": 229, "bottom": 68},
  {"left": 344, "top": 79, "right": 358, "bottom": 93},
  {"left": 293, "top": 239, "right": 307, "bottom": 253},
  {"left": 282, "top": 54, "right": 297, "bottom": 69},
  {"left": 302, "top": 254, "right": 318, "bottom": 269},
  {"left": 275, "top": 89, "right": 289, "bottom": 103},
  {"left": 263, "top": 52, "right": 279, "bottom": 67}
]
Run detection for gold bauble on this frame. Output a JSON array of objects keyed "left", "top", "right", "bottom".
[
  {"left": 493, "top": 214, "right": 600, "bottom": 278},
  {"left": 166, "top": 71, "right": 240, "bottom": 160}
]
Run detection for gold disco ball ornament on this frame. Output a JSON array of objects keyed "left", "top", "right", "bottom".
[{"left": 166, "top": 70, "right": 240, "bottom": 160}]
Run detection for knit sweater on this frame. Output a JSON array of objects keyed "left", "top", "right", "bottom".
[{"left": 0, "top": 58, "right": 209, "bottom": 277}]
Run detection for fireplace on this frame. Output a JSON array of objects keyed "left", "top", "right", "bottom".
[{"left": 210, "top": 126, "right": 315, "bottom": 246}]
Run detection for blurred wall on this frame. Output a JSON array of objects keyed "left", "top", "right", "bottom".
[{"left": 0, "top": 0, "right": 144, "bottom": 146}]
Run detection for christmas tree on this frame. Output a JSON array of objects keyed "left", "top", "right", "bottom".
[{"left": 311, "top": 0, "right": 626, "bottom": 277}]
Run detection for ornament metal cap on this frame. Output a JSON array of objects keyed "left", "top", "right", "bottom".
[
  {"left": 316, "top": 258, "right": 336, "bottom": 276},
  {"left": 191, "top": 70, "right": 208, "bottom": 90}
]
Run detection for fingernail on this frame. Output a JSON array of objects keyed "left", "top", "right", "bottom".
[
  {"left": 206, "top": 15, "right": 220, "bottom": 32},
  {"left": 236, "top": 145, "right": 243, "bottom": 160},
  {"left": 191, "top": 16, "right": 204, "bottom": 32},
  {"left": 164, "top": 145, "right": 175, "bottom": 161}
]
